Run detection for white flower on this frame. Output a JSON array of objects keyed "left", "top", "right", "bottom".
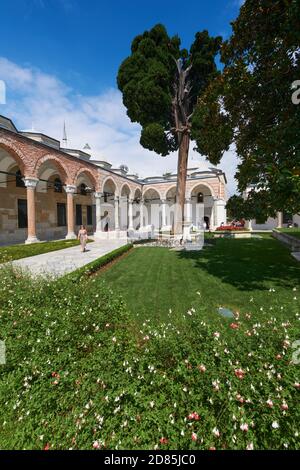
[
  {"left": 246, "top": 442, "right": 254, "bottom": 450},
  {"left": 93, "top": 440, "right": 100, "bottom": 449},
  {"left": 212, "top": 427, "right": 220, "bottom": 437},
  {"left": 149, "top": 401, "right": 155, "bottom": 408},
  {"left": 240, "top": 423, "right": 249, "bottom": 432},
  {"left": 272, "top": 421, "right": 279, "bottom": 429}
]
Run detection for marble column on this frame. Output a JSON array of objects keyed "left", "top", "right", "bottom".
[
  {"left": 24, "top": 177, "right": 40, "bottom": 244},
  {"left": 128, "top": 198, "right": 134, "bottom": 230},
  {"left": 114, "top": 196, "right": 120, "bottom": 231},
  {"left": 161, "top": 199, "right": 167, "bottom": 228},
  {"left": 94, "top": 192, "right": 103, "bottom": 234},
  {"left": 139, "top": 199, "right": 144, "bottom": 229},
  {"left": 277, "top": 212, "right": 283, "bottom": 228},
  {"left": 64, "top": 185, "right": 77, "bottom": 239},
  {"left": 185, "top": 198, "right": 192, "bottom": 224}
]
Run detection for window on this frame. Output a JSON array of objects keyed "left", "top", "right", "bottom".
[
  {"left": 87, "top": 205, "right": 93, "bottom": 225},
  {"left": 80, "top": 183, "right": 87, "bottom": 196},
  {"left": 54, "top": 178, "right": 63, "bottom": 193},
  {"left": 57, "top": 203, "right": 66, "bottom": 226},
  {"left": 104, "top": 192, "right": 108, "bottom": 203},
  {"left": 18, "top": 199, "right": 27, "bottom": 228},
  {"left": 16, "top": 170, "right": 25, "bottom": 188},
  {"left": 76, "top": 204, "right": 82, "bottom": 226},
  {"left": 197, "top": 192, "right": 204, "bottom": 203}
]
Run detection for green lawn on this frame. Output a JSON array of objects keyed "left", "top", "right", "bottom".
[
  {"left": 99, "top": 236, "right": 300, "bottom": 322},
  {"left": 0, "top": 239, "right": 93, "bottom": 263},
  {"left": 277, "top": 228, "right": 300, "bottom": 240},
  {"left": 0, "top": 236, "right": 299, "bottom": 450}
]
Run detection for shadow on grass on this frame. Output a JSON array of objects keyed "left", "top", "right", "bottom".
[{"left": 177, "top": 237, "right": 300, "bottom": 291}]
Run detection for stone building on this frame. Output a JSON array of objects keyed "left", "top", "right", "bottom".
[
  {"left": 243, "top": 186, "right": 300, "bottom": 231},
  {"left": 0, "top": 115, "right": 227, "bottom": 245}
]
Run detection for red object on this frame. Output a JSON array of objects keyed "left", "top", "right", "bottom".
[
  {"left": 230, "top": 323, "right": 239, "bottom": 329},
  {"left": 159, "top": 437, "right": 168, "bottom": 445},
  {"left": 216, "top": 225, "right": 245, "bottom": 231},
  {"left": 43, "top": 443, "right": 50, "bottom": 451},
  {"left": 234, "top": 368, "right": 245, "bottom": 379}
]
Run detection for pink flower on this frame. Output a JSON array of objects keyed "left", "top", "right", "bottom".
[
  {"left": 266, "top": 399, "right": 274, "bottom": 408},
  {"left": 93, "top": 441, "right": 100, "bottom": 449},
  {"left": 281, "top": 402, "right": 288, "bottom": 411},
  {"left": 236, "top": 393, "right": 245, "bottom": 403},
  {"left": 212, "top": 427, "right": 220, "bottom": 438},
  {"left": 198, "top": 364, "right": 206, "bottom": 373},
  {"left": 209, "top": 447, "right": 216, "bottom": 451},
  {"left": 159, "top": 437, "right": 168, "bottom": 445},
  {"left": 276, "top": 354, "right": 282, "bottom": 360},
  {"left": 234, "top": 368, "right": 245, "bottom": 380},
  {"left": 213, "top": 332, "right": 220, "bottom": 338},
  {"left": 230, "top": 323, "right": 239, "bottom": 330},
  {"left": 188, "top": 412, "right": 200, "bottom": 421},
  {"left": 240, "top": 423, "right": 249, "bottom": 432},
  {"left": 43, "top": 443, "right": 50, "bottom": 451},
  {"left": 294, "top": 382, "right": 300, "bottom": 390},
  {"left": 191, "top": 432, "right": 198, "bottom": 442}
]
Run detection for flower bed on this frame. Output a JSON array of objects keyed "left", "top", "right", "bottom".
[
  {"left": 0, "top": 264, "right": 299, "bottom": 450},
  {"left": 216, "top": 226, "right": 246, "bottom": 231}
]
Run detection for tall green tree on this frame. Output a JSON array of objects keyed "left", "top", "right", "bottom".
[
  {"left": 117, "top": 24, "right": 221, "bottom": 232},
  {"left": 192, "top": 0, "right": 300, "bottom": 221}
]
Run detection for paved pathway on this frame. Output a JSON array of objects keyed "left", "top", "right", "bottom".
[
  {"left": 10, "top": 239, "right": 127, "bottom": 278},
  {"left": 292, "top": 252, "right": 300, "bottom": 262}
]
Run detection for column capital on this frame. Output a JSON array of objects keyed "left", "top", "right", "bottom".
[
  {"left": 64, "top": 184, "right": 77, "bottom": 194},
  {"left": 161, "top": 199, "right": 166, "bottom": 204},
  {"left": 185, "top": 197, "right": 192, "bottom": 203},
  {"left": 93, "top": 191, "right": 103, "bottom": 199},
  {"left": 24, "top": 177, "right": 39, "bottom": 189}
]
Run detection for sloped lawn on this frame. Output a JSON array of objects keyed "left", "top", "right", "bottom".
[{"left": 277, "top": 228, "right": 300, "bottom": 240}]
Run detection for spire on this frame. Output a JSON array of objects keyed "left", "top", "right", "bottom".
[{"left": 62, "top": 121, "right": 68, "bottom": 148}]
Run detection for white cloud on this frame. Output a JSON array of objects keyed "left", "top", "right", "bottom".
[{"left": 0, "top": 56, "right": 238, "bottom": 193}]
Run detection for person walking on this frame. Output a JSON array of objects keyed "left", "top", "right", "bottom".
[{"left": 78, "top": 225, "right": 88, "bottom": 252}]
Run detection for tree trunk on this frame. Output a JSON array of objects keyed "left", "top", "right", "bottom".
[{"left": 174, "top": 132, "right": 190, "bottom": 236}]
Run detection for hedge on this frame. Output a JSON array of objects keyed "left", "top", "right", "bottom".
[{"left": 65, "top": 243, "right": 133, "bottom": 282}]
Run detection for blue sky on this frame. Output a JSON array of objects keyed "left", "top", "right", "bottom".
[{"left": 0, "top": 0, "right": 243, "bottom": 194}]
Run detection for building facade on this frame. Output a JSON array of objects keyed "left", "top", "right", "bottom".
[
  {"left": 243, "top": 187, "right": 300, "bottom": 231},
  {"left": 0, "top": 115, "right": 227, "bottom": 245}
]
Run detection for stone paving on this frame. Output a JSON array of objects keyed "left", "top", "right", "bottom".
[
  {"left": 292, "top": 252, "right": 300, "bottom": 262},
  {"left": 10, "top": 239, "right": 127, "bottom": 278}
]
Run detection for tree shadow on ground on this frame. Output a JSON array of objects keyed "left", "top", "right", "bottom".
[{"left": 177, "top": 238, "right": 300, "bottom": 292}]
